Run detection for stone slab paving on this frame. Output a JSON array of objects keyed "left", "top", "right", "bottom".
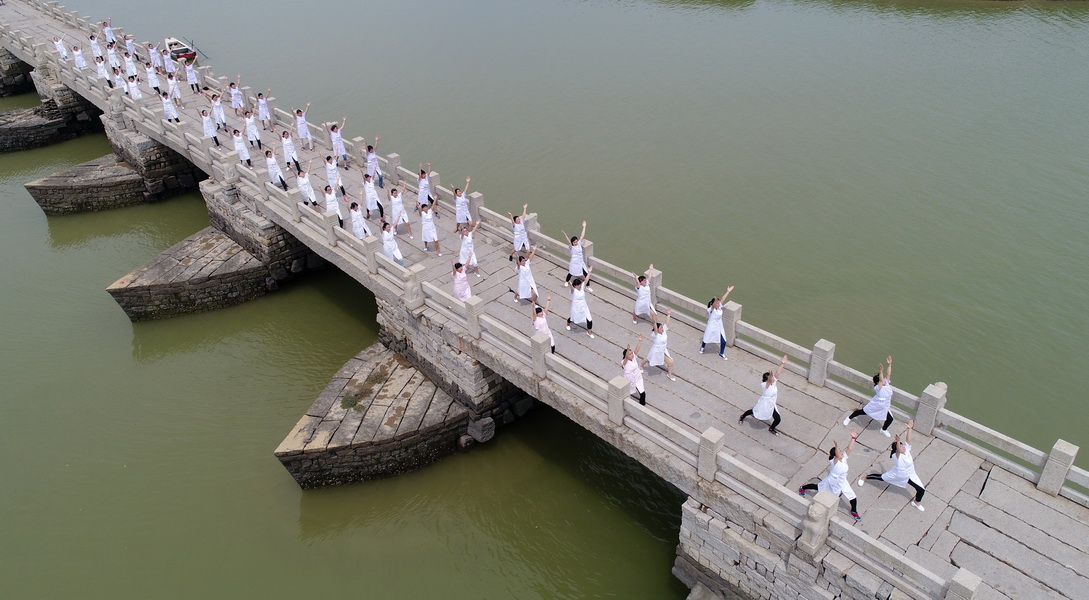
[{"left": 6, "top": 2, "right": 1088, "bottom": 597}]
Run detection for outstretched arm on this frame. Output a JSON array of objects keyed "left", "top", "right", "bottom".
[
  {"left": 721, "top": 285, "right": 735, "bottom": 304},
  {"left": 521, "top": 203, "right": 528, "bottom": 219},
  {"left": 664, "top": 307, "right": 673, "bottom": 328},
  {"left": 463, "top": 176, "right": 471, "bottom": 196},
  {"left": 634, "top": 334, "right": 644, "bottom": 356},
  {"left": 845, "top": 429, "right": 859, "bottom": 457},
  {"left": 904, "top": 419, "right": 914, "bottom": 446},
  {"left": 885, "top": 356, "right": 893, "bottom": 382},
  {"left": 579, "top": 220, "right": 587, "bottom": 240},
  {"left": 769, "top": 355, "right": 788, "bottom": 384},
  {"left": 526, "top": 244, "right": 538, "bottom": 262}
]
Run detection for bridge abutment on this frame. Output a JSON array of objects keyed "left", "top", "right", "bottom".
[
  {"left": 0, "top": 46, "right": 32, "bottom": 96},
  {"left": 0, "top": 45, "right": 100, "bottom": 153}
]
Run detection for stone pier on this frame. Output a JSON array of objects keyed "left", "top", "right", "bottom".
[
  {"left": 102, "top": 114, "right": 205, "bottom": 202},
  {"left": 276, "top": 343, "right": 475, "bottom": 488},
  {"left": 24, "top": 154, "right": 145, "bottom": 213},
  {"left": 106, "top": 227, "right": 271, "bottom": 321},
  {"left": 0, "top": 45, "right": 99, "bottom": 152}
]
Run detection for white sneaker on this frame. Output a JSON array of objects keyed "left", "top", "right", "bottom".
[
  {"left": 409, "top": 235, "right": 413, "bottom": 239},
  {"left": 566, "top": 325, "right": 571, "bottom": 331},
  {"left": 585, "top": 287, "right": 593, "bottom": 293},
  {"left": 564, "top": 281, "right": 568, "bottom": 287},
  {"left": 842, "top": 417, "right": 851, "bottom": 426},
  {"left": 857, "top": 478, "right": 865, "bottom": 487},
  {"left": 668, "top": 376, "right": 676, "bottom": 382},
  {"left": 632, "top": 319, "right": 637, "bottom": 324},
  {"left": 476, "top": 273, "right": 481, "bottom": 278},
  {"left": 438, "top": 253, "right": 442, "bottom": 257},
  {"left": 720, "top": 354, "right": 728, "bottom": 361},
  {"left": 699, "top": 347, "right": 704, "bottom": 354},
  {"left": 881, "top": 429, "right": 891, "bottom": 438},
  {"left": 588, "top": 333, "right": 594, "bottom": 339},
  {"left": 912, "top": 501, "right": 925, "bottom": 512}
]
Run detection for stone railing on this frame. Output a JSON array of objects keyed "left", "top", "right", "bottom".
[{"left": 6, "top": 4, "right": 1088, "bottom": 596}]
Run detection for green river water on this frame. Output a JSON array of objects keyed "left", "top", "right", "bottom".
[{"left": 2, "top": 0, "right": 1088, "bottom": 597}]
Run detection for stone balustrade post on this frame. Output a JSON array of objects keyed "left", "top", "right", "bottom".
[
  {"left": 807, "top": 339, "right": 836, "bottom": 386},
  {"left": 582, "top": 239, "right": 594, "bottom": 266},
  {"left": 292, "top": 201, "right": 304, "bottom": 223},
  {"left": 465, "top": 296, "right": 484, "bottom": 339},
  {"left": 468, "top": 191, "right": 484, "bottom": 224},
  {"left": 698, "top": 428, "right": 725, "bottom": 481},
  {"left": 797, "top": 490, "right": 837, "bottom": 556},
  {"left": 944, "top": 568, "right": 982, "bottom": 600},
  {"left": 723, "top": 301, "right": 742, "bottom": 346},
  {"left": 385, "top": 153, "right": 401, "bottom": 185},
  {"left": 914, "top": 382, "right": 947, "bottom": 435},
  {"left": 402, "top": 263, "right": 426, "bottom": 311},
  {"left": 530, "top": 333, "right": 550, "bottom": 378},
  {"left": 607, "top": 375, "right": 628, "bottom": 426},
  {"left": 523, "top": 212, "right": 540, "bottom": 233},
  {"left": 322, "top": 210, "right": 339, "bottom": 246},
  {"left": 351, "top": 136, "right": 367, "bottom": 166},
  {"left": 428, "top": 171, "right": 441, "bottom": 201},
  {"left": 361, "top": 235, "right": 381, "bottom": 274},
  {"left": 1037, "top": 439, "right": 1078, "bottom": 496},
  {"left": 645, "top": 265, "right": 662, "bottom": 308}
]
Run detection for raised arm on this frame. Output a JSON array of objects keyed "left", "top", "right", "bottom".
[
  {"left": 463, "top": 176, "right": 471, "bottom": 196},
  {"left": 845, "top": 429, "right": 859, "bottom": 457},
  {"left": 770, "top": 355, "right": 788, "bottom": 384},
  {"left": 904, "top": 419, "right": 914, "bottom": 446},
  {"left": 664, "top": 307, "right": 673, "bottom": 328},
  {"left": 526, "top": 244, "right": 537, "bottom": 262},
  {"left": 721, "top": 284, "right": 735, "bottom": 304},
  {"left": 469, "top": 219, "right": 480, "bottom": 233},
  {"left": 885, "top": 356, "right": 893, "bottom": 382},
  {"left": 341, "top": 116, "right": 348, "bottom": 130},
  {"left": 521, "top": 203, "right": 528, "bottom": 219},
  {"left": 372, "top": 135, "right": 379, "bottom": 151},
  {"left": 579, "top": 220, "right": 587, "bottom": 240},
  {"left": 633, "top": 334, "right": 644, "bottom": 357}
]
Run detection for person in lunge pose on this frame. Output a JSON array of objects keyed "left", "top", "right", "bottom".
[
  {"left": 531, "top": 293, "right": 555, "bottom": 354},
  {"left": 566, "top": 266, "right": 594, "bottom": 338},
  {"left": 293, "top": 102, "right": 313, "bottom": 150},
  {"left": 452, "top": 177, "right": 471, "bottom": 232},
  {"left": 349, "top": 202, "right": 371, "bottom": 240},
  {"left": 452, "top": 258, "right": 473, "bottom": 302},
  {"left": 381, "top": 222, "right": 405, "bottom": 267},
  {"left": 632, "top": 265, "right": 657, "bottom": 324},
  {"left": 623, "top": 335, "right": 646, "bottom": 406},
  {"left": 387, "top": 187, "right": 412, "bottom": 238},
  {"left": 642, "top": 308, "right": 676, "bottom": 381},
  {"left": 326, "top": 118, "right": 348, "bottom": 167},
  {"left": 843, "top": 356, "right": 895, "bottom": 437},
  {"left": 799, "top": 430, "right": 862, "bottom": 521},
  {"left": 420, "top": 202, "right": 440, "bottom": 256},
  {"left": 700, "top": 286, "right": 735, "bottom": 359},
  {"left": 561, "top": 221, "right": 590, "bottom": 291},
  {"left": 512, "top": 245, "right": 539, "bottom": 305},
  {"left": 508, "top": 204, "right": 529, "bottom": 261},
  {"left": 231, "top": 128, "right": 251, "bottom": 167},
  {"left": 858, "top": 420, "right": 927, "bottom": 511},
  {"left": 739, "top": 355, "right": 787, "bottom": 436},
  {"left": 264, "top": 149, "right": 287, "bottom": 190},
  {"left": 458, "top": 220, "right": 480, "bottom": 277}
]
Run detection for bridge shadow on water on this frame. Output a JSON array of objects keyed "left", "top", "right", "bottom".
[
  {"left": 291, "top": 405, "right": 689, "bottom": 597},
  {"left": 128, "top": 268, "right": 379, "bottom": 364}
]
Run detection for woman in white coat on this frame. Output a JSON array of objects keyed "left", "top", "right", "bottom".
[
  {"left": 264, "top": 149, "right": 287, "bottom": 190},
  {"left": 700, "top": 286, "right": 735, "bottom": 360},
  {"left": 632, "top": 264, "right": 657, "bottom": 324},
  {"left": 531, "top": 293, "right": 555, "bottom": 354},
  {"left": 507, "top": 204, "right": 530, "bottom": 261},
  {"left": 642, "top": 308, "right": 676, "bottom": 381},
  {"left": 387, "top": 188, "right": 412, "bottom": 238},
  {"left": 452, "top": 177, "right": 471, "bottom": 232},
  {"left": 293, "top": 102, "right": 313, "bottom": 150},
  {"left": 800, "top": 430, "right": 862, "bottom": 521},
  {"left": 561, "top": 221, "right": 590, "bottom": 292},
  {"left": 623, "top": 335, "right": 646, "bottom": 406},
  {"left": 739, "top": 355, "right": 787, "bottom": 436},
  {"left": 322, "top": 185, "right": 344, "bottom": 228},
  {"left": 843, "top": 356, "right": 895, "bottom": 437},
  {"left": 458, "top": 220, "right": 480, "bottom": 277},
  {"left": 160, "top": 92, "right": 181, "bottom": 124},
  {"left": 362, "top": 174, "right": 383, "bottom": 220},
  {"left": 231, "top": 129, "right": 251, "bottom": 167},
  {"left": 201, "top": 110, "right": 219, "bottom": 146},
  {"left": 381, "top": 222, "right": 405, "bottom": 267},
  {"left": 566, "top": 266, "right": 594, "bottom": 339},
  {"left": 512, "top": 245, "right": 539, "bottom": 304},
  {"left": 349, "top": 202, "right": 371, "bottom": 239},
  {"left": 859, "top": 420, "right": 927, "bottom": 511},
  {"left": 420, "top": 202, "right": 440, "bottom": 256},
  {"left": 295, "top": 159, "right": 317, "bottom": 206}
]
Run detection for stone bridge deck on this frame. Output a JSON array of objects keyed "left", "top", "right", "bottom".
[{"left": 4, "top": 1, "right": 1088, "bottom": 599}]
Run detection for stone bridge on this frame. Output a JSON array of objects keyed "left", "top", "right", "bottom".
[{"left": 3, "top": 2, "right": 1087, "bottom": 599}]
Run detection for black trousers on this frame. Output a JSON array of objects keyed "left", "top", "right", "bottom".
[
  {"left": 849, "top": 409, "right": 894, "bottom": 431},
  {"left": 740, "top": 408, "right": 781, "bottom": 430}
]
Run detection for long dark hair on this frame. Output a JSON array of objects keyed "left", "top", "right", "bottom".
[{"left": 827, "top": 446, "right": 837, "bottom": 460}]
